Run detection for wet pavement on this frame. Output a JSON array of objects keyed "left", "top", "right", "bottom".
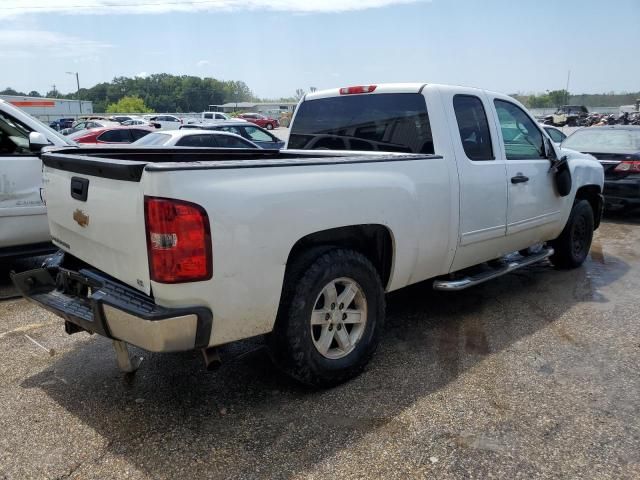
[{"left": 0, "top": 215, "right": 639, "bottom": 479}]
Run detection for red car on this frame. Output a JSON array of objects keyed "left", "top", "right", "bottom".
[
  {"left": 68, "top": 125, "right": 154, "bottom": 145},
  {"left": 236, "top": 113, "right": 279, "bottom": 130}
]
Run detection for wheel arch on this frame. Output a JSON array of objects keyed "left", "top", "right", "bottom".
[{"left": 284, "top": 224, "right": 395, "bottom": 291}]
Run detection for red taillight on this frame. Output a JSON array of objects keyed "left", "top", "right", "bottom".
[
  {"left": 613, "top": 161, "right": 640, "bottom": 173},
  {"left": 339, "top": 85, "right": 377, "bottom": 95},
  {"left": 144, "top": 196, "right": 212, "bottom": 283}
]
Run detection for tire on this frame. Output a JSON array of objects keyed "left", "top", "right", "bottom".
[
  {"left": 268, "top": 249, "right": 385, "bottom": 388},
  {"left": 549, "top": 199, "right": 594, "bottom": 269},
  {"left": 265, "top": 123, "right": 274, "bottom": 130}
]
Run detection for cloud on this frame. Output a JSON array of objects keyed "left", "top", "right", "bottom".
[
  {"left": 196, "top": 60, "right": 210, "bottom": 68},
  {"left": 135, "top": 72, "right": 150, "bottom": 78},
  {"left": 0, "top": 0, "right": 425, "bottom": 18},
  {"left": 0, "top": 29, "right": 112, "bottom": 58}
]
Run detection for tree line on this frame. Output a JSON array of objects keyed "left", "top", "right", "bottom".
[
  {"left": 1, "top": 73, "right": 256, "bottom": 113},
  {"left": 3, "top": 78, "right": 639, "bottom": 111}
]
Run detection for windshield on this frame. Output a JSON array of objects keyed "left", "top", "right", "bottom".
[
  {"left": 562, "top": 129, "right": 640, "bottom": 152},
  {"left": 289, "top": 93, "right": 434, "bottom": 153},
  {"left": 132, "top": 132, "right": 171, "bottom": 145}
]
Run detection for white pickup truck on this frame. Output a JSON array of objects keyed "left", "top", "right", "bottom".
[
  {"left": 0, "top": 99, "right": 75, "bottom": 259},
  {"left": 12, "top": 83, "right": 603, "bottom": 387}
]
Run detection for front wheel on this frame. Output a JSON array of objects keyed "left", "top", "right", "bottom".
[
  {"left": 268, "top": 249, "right": 385, "bottom": 388},
  {"left": 265, "top": 123, "right": 274, "bottom": 130},
  {"left": 549, "top": 199, "right": 594, "bottom": 268}
]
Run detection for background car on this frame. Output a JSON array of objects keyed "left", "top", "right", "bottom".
[
  {"left": 132, "top": 129, "right": 261, "bottom": 148},
  {"left": 121, "top": 117, "right": 160, "bottom": 128},
  {"left": 61, "top": 119, "right": 120, "bottom": 136},
  {"left": 142, "top": 114, "right": 182, "bottom": 130},
  {"left": 201, "top": 112, "right": 237, "bottom": 122},
  {"left": 48, "top": 118, "right": 74, "bottom": 131},
  {"left": 542, "top": 125, "right": 567, "bottom": 144},
  {"left": 544, "top": 105, "right": 589, "bottom": 126},
  {"left": 68, "top": 125, "right": 153, "bottom": 144},
  {"left": 236, "top": 112, "right": 279, "bottom": 130},
  {"left": 180, "top": 121, "right": 284, "bottom": 149},
  {"left": 562, "top": 125, "right": 640, "bottom": 210}
]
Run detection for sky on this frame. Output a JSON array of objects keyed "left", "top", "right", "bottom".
[{"left": 1, "top": 0, "right": 639, "bottom": 99}]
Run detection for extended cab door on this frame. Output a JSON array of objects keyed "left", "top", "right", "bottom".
[
  {"left": 490, "top": 98, "right": 564, "bottom": 245},
  {"left": 442, "top": 90, "right": 509, "bottom": 271}
]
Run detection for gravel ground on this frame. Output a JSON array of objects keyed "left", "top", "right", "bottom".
[{"left": 0, "top": 215, "right": 639, "bottom": 479}]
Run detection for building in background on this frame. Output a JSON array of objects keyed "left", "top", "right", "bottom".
[{"left": 0, "top": 95, "right": 93, "bottom": 122}]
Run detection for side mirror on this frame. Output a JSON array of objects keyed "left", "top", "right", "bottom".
[
  {"left": 545, "top": 137, "right": 558, "bottom": 162},
  {"left": 29, "top": 132, "right": 50, "bottom": 152}
]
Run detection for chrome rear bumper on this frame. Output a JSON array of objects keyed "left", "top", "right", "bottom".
[{"left": 11, "top": 253, "right": 212, "bottom": 352}]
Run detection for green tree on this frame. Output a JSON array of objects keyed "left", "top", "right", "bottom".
[
  {"left": 547, "top": 90, "right": 569, "bottom": 108},
  {"left": 0, "top": 87, "right": 26, "bottom": 96},
  {"left": 106, "top": 95, "right": 154, "bottom": 113}
]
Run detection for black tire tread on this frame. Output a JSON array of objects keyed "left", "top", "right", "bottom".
[
  {"left": 550, "top": 199, "right": 594, "bottom": 269},
  {"left": 269, "top": 248, "right": 385, "bottom": 388}
]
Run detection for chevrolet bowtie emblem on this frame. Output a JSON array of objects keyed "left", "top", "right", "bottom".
[{"left": 73, "top": 209, "right": 89, "bottom": 228}]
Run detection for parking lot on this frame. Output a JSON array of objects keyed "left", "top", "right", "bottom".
[{"left": 0, "top": 214, "right": 638, "bottom": 479}]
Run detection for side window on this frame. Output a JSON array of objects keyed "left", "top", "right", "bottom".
[
  {"left": 219, "top": 126, "right": 243, "bottom": 136},
  {"left": 494, "top": 100, "right": 545, "bottom": 160},
  {"left": 0, "top": 111, "right": 33, "bottom": 155},
  {"left": 97, "top": 129, "right": 132, "bottom": 143},
  {"left": 244, "top": 126, "right": 273, "bottom": 142},
  {"left": 216, "top": 135, "right": 254, "bottom": 148},
  {"left": 453, "top": 95, "right": 493, "bottom": 161},
  {"left": 204, "top": 113, "right": 213, "bottom": 120},
  {"left": 130, "top": 129, "right": 150, "bottom": 141},
  {"left": 545, "top": 128, "right": 566, "bottom": 143},
  {"left": 215, "top": 114, "right": 226, "bottom": 120},
  {"left": 176, "top": 134, "right": 215, "bottom": 147}
]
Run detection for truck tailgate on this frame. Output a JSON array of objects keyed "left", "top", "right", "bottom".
[{"left": 44, "top": 164, "right": 151, "bottom": 294}]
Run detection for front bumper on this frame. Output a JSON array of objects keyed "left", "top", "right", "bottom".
[{"left": 11, "top": 254, "right": 212, "bottom": 352}]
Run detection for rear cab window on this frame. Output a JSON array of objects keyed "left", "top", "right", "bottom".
[{"left": 289, "top": 93, "right": 434, "bottom": 153}]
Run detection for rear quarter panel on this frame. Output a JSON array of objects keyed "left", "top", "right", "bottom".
[{"left": 143, "top": 158, "right": 455, "bottom": 346}]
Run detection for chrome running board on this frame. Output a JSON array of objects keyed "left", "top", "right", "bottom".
[{"left": 433, "top": 248, "right": 554, "bottom": 291}]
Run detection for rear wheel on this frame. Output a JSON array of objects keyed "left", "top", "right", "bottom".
[
  {"left": 268, "top": 249, "right": 385, "bottom": 388},
  {"left": 265, "top": 123, "right": 274, "bottom": 130},
  {"left": 550, "top": 199, "right": 594, "bottom": 268}
]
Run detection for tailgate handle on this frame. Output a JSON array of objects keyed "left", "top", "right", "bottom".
[{"left": 70, "top": 177, "right": 89, "bottom": 201}]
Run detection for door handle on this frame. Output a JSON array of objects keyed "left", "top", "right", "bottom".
[{"left": 511, "top": 174, "right": 529, "bottom": 184}]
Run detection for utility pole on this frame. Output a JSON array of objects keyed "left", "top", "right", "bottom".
[
  {"left": 51, "top": 84, "right": 57, "bottom": 98},
  {"left": 565, "top": 70, "right": 571, "bottom": 106},
  {"left": 66, "top": 71, "right": 82, "bottom": 116}
]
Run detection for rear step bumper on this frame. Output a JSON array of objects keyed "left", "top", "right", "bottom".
[
  {"left": 11, "top": 254, "right": 212, "bottom": 352},
  {"left": 433, "top": 248, "right": 554, "bottom": 291}
]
